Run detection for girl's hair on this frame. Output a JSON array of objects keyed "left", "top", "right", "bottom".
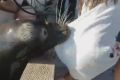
[{"left": 85, "top": 0, "right": 118, "bottom": 9}]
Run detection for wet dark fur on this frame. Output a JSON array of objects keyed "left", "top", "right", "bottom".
[
  {"left": 0, "top": 0, "right": 70, "bottom": 79},
  {"left": 0, "top": 20, "right": 45, "bottom": 80},
  {"left": 0, "top": 17, "right": 69, "bottom": 80}
]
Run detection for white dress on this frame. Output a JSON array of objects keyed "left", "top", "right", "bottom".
[{"left": 55, "top": 1, "right": 120, "bottom": 80}]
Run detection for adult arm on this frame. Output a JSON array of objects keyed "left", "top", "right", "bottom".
[{"left": 0, "top": 0, "right": 18, "bottom": 13}]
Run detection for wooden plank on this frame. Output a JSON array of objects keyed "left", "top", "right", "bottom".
[{"left": 20, "top": 63, "right": 55, "bottom": 80}]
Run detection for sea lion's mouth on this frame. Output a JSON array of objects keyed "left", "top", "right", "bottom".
[{"left": 57, "top": 25, "right": 71, "bottom": 44}]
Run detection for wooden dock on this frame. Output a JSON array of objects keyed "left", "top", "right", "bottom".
[
  {"left": 20, "top": 49, "right": 67, "bottom": 80},
  {"left": 20, "top": 63, "right": 55, "bottom": 80}
]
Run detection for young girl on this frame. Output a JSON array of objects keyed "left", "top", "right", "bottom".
[
  {"left": 1, "top": 0, "right": 120, "bottom": 80},
  {"left": 55, "top": 0, "right": 120, "bottom": 80}
]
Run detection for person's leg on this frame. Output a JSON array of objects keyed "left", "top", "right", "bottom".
[
  {"left": 114, "top": 32, "right": 120, "bottom": 80},
  {"left": 114, "top": 58, "right": 120, "bottom": 80}
]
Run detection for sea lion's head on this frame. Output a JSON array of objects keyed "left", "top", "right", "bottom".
[{"left": 14, "top": 19, "right": 69, "bottom": 51}]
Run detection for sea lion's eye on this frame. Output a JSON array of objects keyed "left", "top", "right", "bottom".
[
  {"left": 42, "top": 28, "right": 47, "bottom": 36},
  {"left": 41, "top": 28, "right": 48, "bottom": 40}
]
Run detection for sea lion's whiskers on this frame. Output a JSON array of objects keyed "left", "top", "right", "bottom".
[
  {"left": 62, "top": 2, "right": 72, "bottom": 25},
  {"left": 63, "top": 12, "right": 72, "bottom": 25},
  {"left": 56, "top": 0, "right": 59, "bottom": 23},
  {"left": 58, "top": 0, "right": 64, "bottom": 24},
  {"left": 60, "top": 3, "right": 70, "bottom": 26},
  {"left": 56, "top": 0, "right": 72, "bottom": 27},
  {"left": 66, "top": 17, "right": 73, "bottom": 24}
]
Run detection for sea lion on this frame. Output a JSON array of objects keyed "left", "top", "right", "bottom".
[
  {"left": 0, "top": 16, "right": 69, "bottom": 79},
  {"left": 0, "top": 19, "right": 49, "bottom": 79}
]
